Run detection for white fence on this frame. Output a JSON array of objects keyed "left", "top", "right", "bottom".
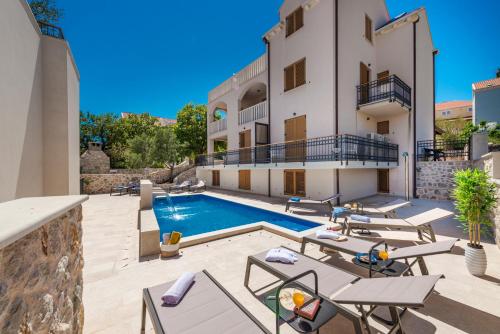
[
  {"left": 208, "top": 54, "right": 267, "bottom": 103},
  {"left": 208, "top": 118, "right": 227, "bottom": 135},
  {"left": 238, "top": 102, "right": 268, "bottom": 125}
]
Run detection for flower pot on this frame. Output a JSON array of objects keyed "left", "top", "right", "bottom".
[{"left": 465, "top": 244, "right": 487, "bottom": 276}]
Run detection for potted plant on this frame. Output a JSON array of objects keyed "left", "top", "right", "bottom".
[{"left": 453, "top": 168, "right": 497, "bottom": 276}]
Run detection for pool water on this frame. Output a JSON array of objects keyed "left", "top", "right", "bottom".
[{"left": 153, "top": 194, "right": 322, "bottom": 238}]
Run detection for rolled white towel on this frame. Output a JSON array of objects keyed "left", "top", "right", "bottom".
[
  {"left": 161, "top": 272, "right": 195, "bottom": 305},
  {"left": 265, "top": 248, "right": 298, "bottom": 264},
  {"left": 316, "top": 230, "right": 342, "bottom": 240},
  {"left": 351, "top": 214, "right": 371, "bottom": 223}
]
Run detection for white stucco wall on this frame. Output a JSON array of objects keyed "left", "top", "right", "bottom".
[
  {"left": 0, "top": 0, "right": 80, "bottom": 202},
  {"left": 474, "top": 88, "right": 500, "bottom": 124}
]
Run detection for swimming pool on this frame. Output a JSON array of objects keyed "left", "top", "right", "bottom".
[{"left": 153, "top": 194, "right": 322, "bottom": 238}]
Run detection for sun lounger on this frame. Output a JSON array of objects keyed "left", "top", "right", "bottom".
[
  {"left": 189, "top": 180, "right": 206, "bottom": 192},
  {"left": 285, "top": 194, "right": 341, "bottom": 212},
  {"left": 344, "top": 208, "right": 454, "bottom": 242},
  {"left": 330, "top": 198, "right": 410, "bottom": 222},
  {"left": 142, "top": 270, "right": 270, "bottom": 334},
  {"left": 109, "top": 184, "right": 130, "bottom": 196},
  {"left": 245, "top": 248, "right": 442, "bottom": 334},
  {"left": 168, "top": 180, "right": 191, "bottom": 193},
  {"left": 301, "top": 234, "right": 458, "bottom": 276}
]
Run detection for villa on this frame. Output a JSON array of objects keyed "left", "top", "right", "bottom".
[
  {"left": 1, "top": 1, "right": 500, "bottom": 334},
  {"left": 197, "top": 0, "right": 436, "bottom": 201}
]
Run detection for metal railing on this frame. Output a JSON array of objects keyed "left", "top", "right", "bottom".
[
  {"left": 208, "top": 54, "right": 267, "bottom": 103},
  {"left": 238, "top": 101, "right": 268, "bottom": 125},
  {"left": 38, "top": 21, "right": 65, "bottom": 40},
  {"left": 357, "top": 75, "right": 411, "bottom": 109},
  {"left": 417, "top": 139, "right": 470, "bottom": 161},
  {"left": 196, "top": 134, "right": 399, "bottom": 167},
  {"left": 208, "top": 118, "right": 227, "bottom": 135}
]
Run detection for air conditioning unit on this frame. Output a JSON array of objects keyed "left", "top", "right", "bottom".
[{"left": 367, "top": 133, "right": 388, "bottom": 159}]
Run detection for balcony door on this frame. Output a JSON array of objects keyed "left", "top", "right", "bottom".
[
  {"left": 360, "top": 62, "right": 370, "bottom": 104},
  {"left": 284, "top": 115, "right": 307, "bottom": 162},
  {"left": 239, "top": 130, "right": 251, "bottom": 164}
]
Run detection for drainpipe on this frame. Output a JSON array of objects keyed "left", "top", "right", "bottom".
[
  {"left": 412, "top": 17, "right": 420, "bottom": 198},
  {"left": 263, "top": 36, "right": 272, "bottom": 197},
  {"left": 432, "top": 50, "right": 438, "bottom": 141},
  {"left": 334, "top": 0, "right": 340, "bottom": 205}
]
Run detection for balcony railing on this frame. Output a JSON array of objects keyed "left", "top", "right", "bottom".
[
  {"left": 357, "top": 75, "right": 411, "bottom": 109},
  {"left": 239, "top": 102, "right": 268, "bottom": 125},
  {"left": 208, "top": 54, "right": 267, "bottom": 103},
  {"left": 38, "top": 21, "right": 65, "bottom": 40},
  {"left": 208, "top": 118, "right": 227, "bottom": 135},
  {"left": 417, "top": 139, "right": 470, "bottom": 161},
  {"left": 196, "top": 134, "right": 399, "bottom": 167}
]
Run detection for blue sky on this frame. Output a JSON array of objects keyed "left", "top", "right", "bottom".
[{"left": 58, "top": 0, "right": 499, "bottom": 119}]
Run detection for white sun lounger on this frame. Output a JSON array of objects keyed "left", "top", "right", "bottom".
[
  {"left": 344, "top": 208, "right": 454, "bottom": 242},
  {"left": 189, "top": 180, "right": 206, "bottom": 192},
  {"left": 360, "top": 198, "right": 411, "bottom": 218}
]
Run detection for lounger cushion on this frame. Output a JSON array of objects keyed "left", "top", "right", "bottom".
[
  {"left": 251, "top": 249, "right": 358, "bottom": 297},
  {"left": 333, "top": 275, "right": 442, "bottom": 308},
  {"left": 348, "top": 217, "right": 413, "bottom": 227},
  {"left": 362, "top": 199, "right": 410, "bottom": 214},
  {"left": 304, "top": 234, "right": 385, "bottom": 254},
  {"left": 146, "top": 272, "right": 267, "bottom": 334}
]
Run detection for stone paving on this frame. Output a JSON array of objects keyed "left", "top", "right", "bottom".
[{"left": 82, "top": 191, "right": 500, "bottom": 333}]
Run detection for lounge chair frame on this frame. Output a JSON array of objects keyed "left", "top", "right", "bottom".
[
  {"left": 285, "top": 194, "right": 341, "bottom": 213},
  {"left": 245, "top": 247, "right": 441, "bottom": 334},
  {"left": 142, "top": 270, "right": 271, "bottom": 334}
]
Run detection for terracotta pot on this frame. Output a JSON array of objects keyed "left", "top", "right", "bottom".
[{"left": 465, "top": 244, "right": 487, "bottom": 276}]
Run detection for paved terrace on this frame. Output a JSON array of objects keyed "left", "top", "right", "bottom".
[{"left": 82, "top": 191, "right": 500, "bottom": 333}]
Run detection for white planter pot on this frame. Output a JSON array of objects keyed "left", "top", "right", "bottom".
[{"left": 465, "top": 245, "right": 487, "bottom": 276}]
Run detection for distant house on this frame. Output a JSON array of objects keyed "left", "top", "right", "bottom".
[
  {"left": 121, "top": 112, "right": 177, "bottom": 126},
  {"left": 472, "top": 75, "right": 500, "bottom": 125},
  {"left": 435, "top": 101, "right": 473, "bottom": 122}
]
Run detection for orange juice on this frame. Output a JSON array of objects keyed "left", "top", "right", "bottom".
[{"left": 293, "top": 291, "right": 305, "bottom": 309}]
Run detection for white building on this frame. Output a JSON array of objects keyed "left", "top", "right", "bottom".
[
  {"left": 197, "top": 0, "right": 436, "bottom": 202},
  {"left": 0, "top": 0, "right": 80, "bottom": 202},
  {"left": 472, "top": 76, "right": 500, "bottom": 125}
]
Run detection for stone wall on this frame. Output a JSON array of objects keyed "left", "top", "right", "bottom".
[
  {"left": 0, "top": 206, "right": 84, "bottom": 333},
  {"left": 416, "top": 161, "right": 473, "bottom": 200},
  {"left": 81, "top": 164, "right": 195, "bottom": 195}
]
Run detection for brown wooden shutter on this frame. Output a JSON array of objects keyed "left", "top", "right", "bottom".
[
  {"left": 239, "top": 170, "right": 251, "bottom": 190},
  {"left": 284, "top": 65, "right": 294, "bottom": 92},
  {"left": 286, "top": 13, "right": 295, "bottom": 37},
  {"left": 295, "top": 171, "right": 306, "bottom": 195},
  {"left": 284, "top": 171, "right": 294, "bottom": 195},
  {"left": 377, "top": 121, "right": 390, "bottom": 135},
  {"left": 365, "top": 15, "right": 372, "bottom": 42},
  {"left": 295, "top": 7, "right": 304, "bottom": 30},
  {"left": 212, "top": 170, "right": 220, "bottom": 187},
  {"left": 295, "top": 59, "right": 306, "bottom": 87}
]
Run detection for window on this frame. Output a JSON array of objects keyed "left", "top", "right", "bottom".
[
  {"left": 365, "top": 15, "right": 373, "bottom": 43},
  {"left": 284, "top": 58, "right": 306, "bottom": 92},
  {"left": 238, "top": 170, "right": 251, "bottom": 190},
  {"left": 377, "top": 121, "right": 390, "bottom": 135},
  {"left": 286, "top": 7, "right": 304, "bottom": 37},
  {"left": 377, "top": 71, "right": 389, "bottom": 85},
  {"left": 468, "top": 108, "right": 472, "bottom": 112},
  {"left": 284, "top": 170, "right": 306, "bottom": 196},
  {"left": 441, "top": 111, "right": 447, "bottom": 116}
]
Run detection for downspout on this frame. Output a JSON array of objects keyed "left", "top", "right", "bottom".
[
  {"left": 432, "top": 50, "right": 438, "bottom": 141},
  {"left": 334, "top": 0, "right": 340, "bottom": 205},
  {"left": 264, "top": 36, "right": 272, "bottom": 197},
  {"left": 412, "top": 18, "right": 420, "bottom": 198}
]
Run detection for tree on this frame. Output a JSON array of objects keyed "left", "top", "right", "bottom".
[
  {"left": 29, "top": 0, "right": 63, "bottom": 23},
  {"left": 174, "top": 103, "right": 207, "bottom": 158},
  {"left": 125, "top": 134, "right": 155, "bottom": 169},
  {"left": 151, "top": 126, "right": 178, "bottom": 168}
]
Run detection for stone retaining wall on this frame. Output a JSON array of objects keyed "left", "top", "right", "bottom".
[
  {"left": 416, "top": 161, "right": 472, "bottom": 200},
  {"left": 0, "top": 206, "right": 84, "bottom": 333}
]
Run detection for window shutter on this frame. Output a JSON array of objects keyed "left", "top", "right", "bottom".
[
  {"left": 295, "top": 7, "right": 304, "bottom": 30},
  {"left": 377, "top": 121, "right": 390, "bottom": 135},
  {"left": 284, "top": 171, "right": 294, "bottom": 195},
  {"left": 365, "top": 15, "right": 372, "bottom": 42},
  {"left": 295, "top": 59, "right": 306, "bottom": 87},
  {"left": 286, "top": 14, "right": 295, "bottom": 37},
  {"left": 284, "top": 65, "right": 294, "bottom": 92},
  {"left": 295, "top": 171, "right": 305, "bottom": 195}
]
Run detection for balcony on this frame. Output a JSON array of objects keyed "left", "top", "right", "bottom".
[
  {"left": 196, "top": 134, "right": 399, "bottom": 169},
  {"left": 356, "top": 75, "right": 411, "bottom": 117},
  {"left": 208, "top": 54, "right": 267, "bottom": 103},
  {"left": 239, "top": 102, "right": 268, "bottom": 125},
  {"left": 208, "top": 118, "right": 227, "bottom": 136},
  {"left": 38, "top": 21, "right": 65, "bottom": 40}
]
